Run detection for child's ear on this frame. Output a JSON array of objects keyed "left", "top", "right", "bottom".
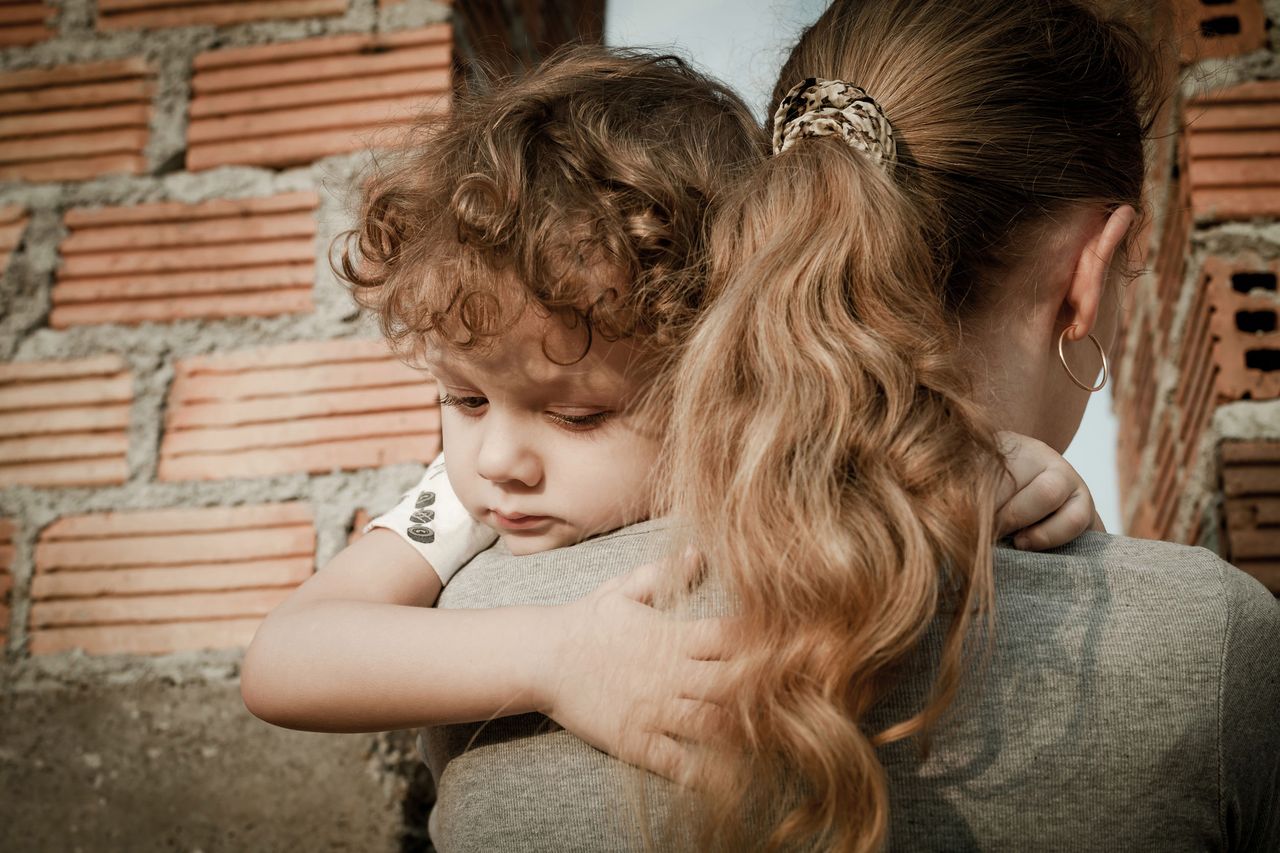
[{"left": 1059, "top": 205, "right": 1135, "bottom": 341}]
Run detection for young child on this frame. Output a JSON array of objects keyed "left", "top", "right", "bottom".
[{"left": 240, "top": 47, "right": 1103, "bottom": 772}]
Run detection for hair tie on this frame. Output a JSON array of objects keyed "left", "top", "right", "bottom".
[{"left": 772, "top": 78, "right": 897, "bottom": 173}]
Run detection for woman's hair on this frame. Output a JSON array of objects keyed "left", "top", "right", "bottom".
[
  {"left": 665, "top": 1, "right": 1161, "bottom": 849},
  {"left": 336, "top": 46, "right": 762, "bottom": 367}
]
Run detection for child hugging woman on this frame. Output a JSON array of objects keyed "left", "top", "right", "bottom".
[{"left": 240, "top": 46, "right": 1108, "bottom": 843}]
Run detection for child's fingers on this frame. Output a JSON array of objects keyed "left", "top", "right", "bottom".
[
  {"left": 611, "top": 547, "right": 703, "bottom": 604},
  {"left": 1011, "top": 490, "right": 1094, "bottom": 550},
  {"left": 659, "top": 697, "right": 734, "bottom": 744},
  {"left": 678, "top": 659, "right": 735, "bottom": 704},
  {"left": 996, "top": 469, "right": 1072, "bottom": 537},
  {"left": 629, "top": 731, "right": 691, "bottom": 784},
  {"left": 611, "top": 559, "right": 665, "bottom": 603},
  {"left": 679, "top": 617, "right": 738, "bottom": 660}
]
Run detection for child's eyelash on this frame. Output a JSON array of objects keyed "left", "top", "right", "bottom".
[
  {"left": 438, "top": 393, "right": 486, "bottom": 409},
  {"left": 549, "top": 411, "right": 611, "bottom": 430}
]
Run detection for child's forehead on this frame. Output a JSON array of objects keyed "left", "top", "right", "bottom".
[{"left": 424, "top": 309, "right": 651, "bottom": 395}]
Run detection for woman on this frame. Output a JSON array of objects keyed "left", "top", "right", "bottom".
[{"left": 423, "top": 0, "right": 1279, "bottom": 850}]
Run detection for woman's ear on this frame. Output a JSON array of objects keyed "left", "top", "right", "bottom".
[{"left": 1060, "top": 205, "right": 1136, "bottom": 341}]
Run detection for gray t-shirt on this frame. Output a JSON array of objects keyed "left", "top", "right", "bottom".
[{"left": 425, "top": 522, "right": 1280, "bottom": 852}]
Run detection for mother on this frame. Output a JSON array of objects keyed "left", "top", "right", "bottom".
[{"left": 426, "top": 0, "right": 1280, "bottom": 849}]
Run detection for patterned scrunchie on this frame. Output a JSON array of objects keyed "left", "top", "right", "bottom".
[{"left": 771, "top": 77, "right": 897, "bottom": 173}]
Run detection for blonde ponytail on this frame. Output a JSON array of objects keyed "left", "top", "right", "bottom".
[{"left": 665, "top": 131, "right": 1004, "bottom": 851}]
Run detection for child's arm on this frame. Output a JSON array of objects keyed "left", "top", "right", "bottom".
[
  {"left": 240, "top": 530, "right": 727, "bottom": 780},
  {"left": 995, "top": 430, "right": 1106, "bottom": 550}
]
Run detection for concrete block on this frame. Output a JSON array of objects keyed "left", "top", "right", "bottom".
[
  {"left": 0, "top": 58, "right": 153, "bottom": 183},
  {"left": 0, "top": 356, "right": 131, "bottom": 489},
  {"left": 97, "top": 0, "right": 347, "bottom": 32},
  {"left": 160, "top": 338, "right": 440, "bottom": 482},
  {"left": 30, "top": 502, "right": 315, "bottom": 656},
  {"left": 188, "top": 25, "right": 452, "bottom": 171},
  {"left": 53, "top": 192, "right": 319, "bottom": 328}
]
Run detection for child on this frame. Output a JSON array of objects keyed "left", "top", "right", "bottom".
[{"left": 240, "top": 47, "right": 1104, "bottom": 773}]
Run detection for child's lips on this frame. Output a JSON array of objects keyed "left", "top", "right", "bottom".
[{"left": 490, "top": 510, "right": 552, "bottom": 531}]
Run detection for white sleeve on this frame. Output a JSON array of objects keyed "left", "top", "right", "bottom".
[{"left": 364, "top": 454, "right": 498, "bottom": 586}]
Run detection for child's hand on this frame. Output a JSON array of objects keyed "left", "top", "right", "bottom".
[
  {"left": 538, "top": 552, "right": 735, "bottom": 785},
  {"left": 996, "top": 431, "right": 1105, "bottom": 551}
]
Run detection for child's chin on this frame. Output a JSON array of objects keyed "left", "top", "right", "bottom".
[{"left": 502, "top": 531, "right": 574, "bottom": 556}]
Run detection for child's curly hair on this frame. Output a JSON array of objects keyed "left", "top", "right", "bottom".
[{"left": 336, "top": 46, "right": 763, "bottom": 364}]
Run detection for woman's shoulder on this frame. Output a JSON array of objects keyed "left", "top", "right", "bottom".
[{"left": 993, "top": 531, "right": 1278, "bottom": 660}]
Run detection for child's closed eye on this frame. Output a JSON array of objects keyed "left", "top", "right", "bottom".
[
  {"left": 547, "top": 410, "right": 611, "bottom": 432},
  {"left": 438, "top": 392, "right": 487, "bottom": 413}
]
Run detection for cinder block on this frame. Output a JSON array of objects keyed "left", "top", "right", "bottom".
[
  {"left": 53, "top": 192, "right": 318, "bottom": 328},
  {"left": 1186, "top": 80, "right": 1280, "bottom": 221},
  {"left": 1221, "top": 441, "right": 1280, "bottom": 592},
  {"left": 160, "top": 338, "right": 441, "bottom": 482},
  {"left": 1177, "top": 0, "right": 1268, "bottom": 63},
  {"left": 0, "top": 2, "right": 54, "bottom": 47},
  {"left": 188, "top": 25, "right": 452, "bottom": 171},
  {"left": 30, "top": 502, "right": 315, "bottom": 656},
  {"left": 0, "top": 58, "right": 152, "bottom": 183},
  {"left": 97, "top": 0, "right": 346, "bottom": 31},
  {"left": 0, "top": 356, "right": 131, "bottom": 488}
]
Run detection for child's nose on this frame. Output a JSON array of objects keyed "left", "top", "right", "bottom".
[{"left": 474, "top": 416, "right": 542, "bottom": 487}]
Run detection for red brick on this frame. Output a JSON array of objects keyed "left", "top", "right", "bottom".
[
  {"left": 159, "top": 434, "right": 439, "bottom": 481},
  {"left": 29, "top": 618, "right": 265, "bottom": 656},
  {"left": 188, "top": 25, "right": 452, "bottom": 170},
  {"left": 0, "top": 57, "right": 153, "bottom": 183},
  {"left": 36, "top": 526, "right": 312, "bottom": 571},
  {"left": 30, "top": 502, "right": 315, "bottom": 655},
  {"left": 32, "top": 557, "right": 312, "bottom": 600},
  {"left": 0, "top": 458, "right": 129, "bottom": 489},
  {"left": 169, "top": 359, "right": 429, "bottom": 402},
  {"left": 1177, "top": 0, "right": 1268, "bottom": 63},
  {"left": 98, "top": 0, "right": 346, "bottom": 32},
  {"left": 0, "top": 204, "right": 28, "bottom": 273},
  {"left": 188, "top": 68, "right": 451, "bottom": 119},
  {"left": 30, "top": 587, "right": 294, "bottom": 628},
  {"left": 0, "top": 2, "right": 54, "bottom": 47},
  {"left": 1203, "top": 257, "right": 1280, "bottom": 402},
  {"left": 1221, "top": 440, "right": 1280, "bottom": 592},
  {"left": 65, "top": 190, "right": 318, "bottom": 227},
  {"left": 161, "top": 339, "right": 439, "bottom": 482},
  {"left": 53, "top": 192, "right": 318, "bottom": 327},
  {"left": 192, "top": 24, "right": 450, "bottom": 70},
  {"left": 0, "top": 102, "right": 150, "bottom": 139},
  {"left": 349, "top": 509, "right": 372, "bottom": 545},
  {"left": 162, "top": 409, "right": 440, "bottom": 455},
  {"left": 167, "top": 384, "right": 438, "bottom": 429},
  {"left": 188, "top": 93, "right": 438, "bottom": 145},
  {"left": 52, "top": 264, "right": 313, "bottom": 304},
  {"left": 1187, "top": 81, "right": 1280, "bottom": 220},
  {"left": 0, "top": 356, "right": 131, "bottom": 489}
]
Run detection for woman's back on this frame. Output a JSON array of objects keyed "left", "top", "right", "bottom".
[{"left": 426, "top": 526, "right": 1279, "bottom": 851}]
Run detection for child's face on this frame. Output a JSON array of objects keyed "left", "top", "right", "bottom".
[{"left": 425, "top": 308, "right": 660, "bottom": 556}]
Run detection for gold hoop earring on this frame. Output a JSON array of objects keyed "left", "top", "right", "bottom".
[{"left": 1058, "top": 325, "right": 1109, "bottom": 393}]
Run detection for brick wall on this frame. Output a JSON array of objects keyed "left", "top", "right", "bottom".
[
  {"left": 1114, "top": 0, "right": 1280, "bottom": 591},
  {"left": 0, "top": 1, "right": 602, "bottom": 849}
]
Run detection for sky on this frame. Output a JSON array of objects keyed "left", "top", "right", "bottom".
[{"left": 604, "top": 0, "right": 1125, "bottom": 533}]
